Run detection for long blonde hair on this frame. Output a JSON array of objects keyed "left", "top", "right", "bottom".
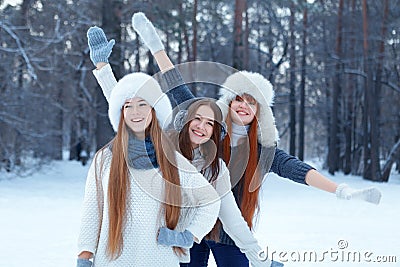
[{"left": 96, "top": 108, "right": 181, "bottom": 260}]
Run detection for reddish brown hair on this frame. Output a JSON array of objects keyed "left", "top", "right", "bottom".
[{"left": 222, "top": 94, "right": 261, "bottom": 229}]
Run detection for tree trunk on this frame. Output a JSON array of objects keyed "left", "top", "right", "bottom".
[
  {"left": 289, "top": 1, "right": 296, "bottom": 156},
  {"left": 362, "top": 0, "right": 371, "bottom": 179},
  {"left": 362, "top": 0, "right": 381, "bottom": 181},
  {"left": 370, "top": 0, "right": 389, "bottom": 181},
  {"left": 328, "top": 0, "right": 343, "bottom": 174},
  {"left": 192, "top": 0, "right": 198, "bottom": 61},
  {"left": 243, "top": 4, "right": 249, "bottom": 70},
  {"left": 298, "top": 2, "right": 307, "bottom": 161},
  {"left": 345, "top": 0, "right": 356, "bottom": 175},
  {"left": 232, "top": 0, "right": 246, "bottom": 69},
  {"left": 177, "top": 2, "right": 184, "bottom": 64},
  {"left": 134, "top": 32, "right": 141, "bottom": 72},
  {"left": 381, "top": 139, "right": 400, "bottom": 182}
]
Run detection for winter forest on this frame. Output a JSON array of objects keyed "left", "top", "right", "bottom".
[{"left": 1, "top": 0, "right": 400, "bottom": 182}]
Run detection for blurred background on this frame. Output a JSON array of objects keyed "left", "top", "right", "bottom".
[{"left": 1, "top": 0, "right": 399, "bottom": 182}]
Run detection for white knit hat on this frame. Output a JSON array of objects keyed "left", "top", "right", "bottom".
[
  {"left": 217, "top": 71, "right": 279, "bottom": 147},
  {"left": 108, "top": 72, "right": 172, "bottom": 132}
]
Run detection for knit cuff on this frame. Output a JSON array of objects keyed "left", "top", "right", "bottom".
[
  {"left": 162, "top": 68, "right": 185, "bottom": 89},
  {"left": 291, "top": 163, "right": 314, "bottom": 186}
]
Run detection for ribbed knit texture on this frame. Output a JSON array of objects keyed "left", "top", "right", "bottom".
[
  {"left": 230, "top": 123, "right": 250, "bottom": 146},
  {"left": 92, "top": 64, "right": 117, "bottom": 102},
  {"left": 161, "top": 68, "right": 195, "bottom": 109},
  {"left": 87, "top": 27, "right": 115, "bottom": 65},
  {"left": 77, "top": 150, "right": 220, "bottom": 266},
  {"left": 127, "top": 135, "right": 158, "bottom": 169}
]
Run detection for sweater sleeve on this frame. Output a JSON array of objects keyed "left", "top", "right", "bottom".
[
  {"left": 77, "top": 154, "right": 105, "bottom": 255},
  {"left": 161, "top": 68, "right": 195, "bottom": 108},
  {"left": 92, "top": 64, "right": 118, "bottom": 103},
  {"left": 216, "top": 161, "right": 268, "bottom": 266},
  {"left": 175, "top": 153, "right": 220, "bottom": 242},
  {"left": 270, "top": 148, "right": 314, "bottom": 185}
]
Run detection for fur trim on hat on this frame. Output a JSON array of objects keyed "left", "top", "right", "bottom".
[
  {"left": 217, "top": 71, "right": 279, "bottom": 147},
  {"left": 108, "top": 72, "right": 172, "bottom": 132}
]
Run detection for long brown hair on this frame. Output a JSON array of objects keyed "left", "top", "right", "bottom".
[
  {"left": 105, "top": 107, "right": 181, "bottom": 259},
  {"left": 222, "top": 94, "right": 261, "bottom": 229},
  {"left": 175, "top": 99, "right": 224, "bottom": 241}
]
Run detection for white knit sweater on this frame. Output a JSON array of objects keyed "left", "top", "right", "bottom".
[{"left": 77, "top": 148, "right": 220, "bottom": 267}]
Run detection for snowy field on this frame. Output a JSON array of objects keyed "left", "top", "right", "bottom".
[{"left": 0, "top": 157, "right": 399, "bottom": 267}]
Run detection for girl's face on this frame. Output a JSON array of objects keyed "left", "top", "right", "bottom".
[
  {"left": 188, "top": 105, "right": 215, "bottom": 148},
  {"left": 123, "top": 97, "right": 152, "bottom": 139},
  {"left": 229, "top": 95, "right": 258, "bottom": 126}
]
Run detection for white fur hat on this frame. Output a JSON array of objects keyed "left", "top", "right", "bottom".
[
  {"left": 217, "top": 71, "right": 279, "bottom": 147},
  {"left": 108, "top": 72, "right": 172, "bottom": 132}
]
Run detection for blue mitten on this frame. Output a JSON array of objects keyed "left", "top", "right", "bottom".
[
  {"left": 86, "top": 26, "right": 115, "bottom": 66},
  {"left": 76, "top": 258, "right": 92, "bottom": 267},
  {"left": 157, "top": 227, "right": 194, "bottom": 248}
]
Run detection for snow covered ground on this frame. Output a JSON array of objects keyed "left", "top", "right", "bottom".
[{"left": 0, "top": 157, "right": 399, "bottom": 267}]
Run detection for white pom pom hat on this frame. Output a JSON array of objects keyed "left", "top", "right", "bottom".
[
  {"left": 108, "top": 72, "right": 172, "bottom": 132},
  {"left": 217, "top": 71, "right": 279, "bottom": 147}
]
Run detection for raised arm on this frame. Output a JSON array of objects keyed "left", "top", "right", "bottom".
[
  {"left": 132, "top": 12, "right": 195, "bottom": 107},
  {"left": 87, "top": 26, "right": 117, "bottom": 102}
]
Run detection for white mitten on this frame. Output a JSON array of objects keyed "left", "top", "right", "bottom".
[
  {"left": 336, "top": 183, "right": 382, "bottom": 205},
  {"left": 132, "top": 12, "right": 164, "bottom": 54}
]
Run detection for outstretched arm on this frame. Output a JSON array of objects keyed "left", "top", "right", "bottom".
[{"left": 271, "top": 149, "right": 381, "bottom": 204}]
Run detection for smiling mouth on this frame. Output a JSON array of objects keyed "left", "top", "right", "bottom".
[
  {"left": 192, "top": 129, "right": 205, "bottom": 137},
  {"left": 131, "top": 118, "right": 144, "bottom": 123},
  {"left": 237, "top": 110, "right": 249, "bottom": 115}
]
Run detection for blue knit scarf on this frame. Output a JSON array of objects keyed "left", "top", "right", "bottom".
[{"left": 127, "top": 134, "right": 158, "bottom": 169}]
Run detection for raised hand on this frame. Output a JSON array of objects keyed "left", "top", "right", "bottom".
[
  {"left": 132, "top": 12, "right": 164, "bottom": 55},
  {"left": 87, "top": 26, "right": 115, "bottom": 66}
]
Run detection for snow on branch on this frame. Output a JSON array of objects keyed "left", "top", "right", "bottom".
[{"left": 0, "top": 21, "right": 37, "bottom": 80}]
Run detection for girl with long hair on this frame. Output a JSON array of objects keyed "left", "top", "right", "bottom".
[
  {"left": 76, "top": 71, "right": 220, "bottom": 267},
  {"left": 87, "top": 12, "right": 381, "bottom": 267}
]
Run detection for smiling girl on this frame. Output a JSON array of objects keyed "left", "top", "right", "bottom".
[{"left": 76, "top": 72, "right": 220, "bottom": 267}]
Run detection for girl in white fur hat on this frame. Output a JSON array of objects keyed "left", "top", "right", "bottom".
[{"left": 76, "top": 70, "right": 221, "bottom": 267}]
